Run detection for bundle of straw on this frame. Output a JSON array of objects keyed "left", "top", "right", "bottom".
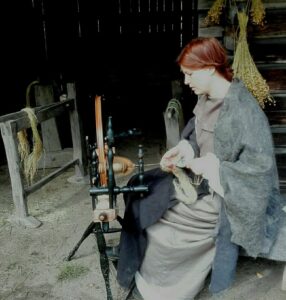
[
  {"left": 232, "top": 11, "right": 274, "bottom": 108},
  {"left": 17, "top": 130, "right": 30, "bottom": 163},
  {"left": 18, "top": 108, "right": 43, "bottom": 185},
  {"left": 17, "top": 80, "right": 44, "bottom": 185}
]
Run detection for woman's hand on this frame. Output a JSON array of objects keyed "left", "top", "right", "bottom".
[
  {"left": 188, "top": 156, "right": 208, "bottom": 175},
  {"left": 188, "top": 153, "right": 218, "bottom": 175},
  {"left": 189, "top": 153, "right": 224, "bottom": 197},
  {"left": 160, "top": 140, "right": 195, "bottom": 172}
]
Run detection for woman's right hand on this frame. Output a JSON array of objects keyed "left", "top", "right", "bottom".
[
  {"left": 160, "top": 140, "right": 194, "bottom": 172},
  {"left": 160, "top": 145, "right": 180, "bottom": 172}
]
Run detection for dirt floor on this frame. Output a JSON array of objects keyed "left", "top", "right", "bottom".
[{"left": 0, "top": 137, "right": 286, "bottom": 300}]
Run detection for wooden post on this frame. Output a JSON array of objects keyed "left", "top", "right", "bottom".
[
  {"left": 35, "top": 84, "right": 74, "bottom": 169},
  {"left": 35, "top": 85, "right": 62, "bottom": 152},
  {"left": 67, "top": 83, "right": 87, "bottom": 181}
]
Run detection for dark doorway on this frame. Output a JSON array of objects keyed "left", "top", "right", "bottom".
[
  {"left": 37, "top": 0, "right": 198, "bottom": 138},
  {"left": 1, "top": 0, "right": 198, "bottom": 165}
]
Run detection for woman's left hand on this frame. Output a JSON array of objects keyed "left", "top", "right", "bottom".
[
  {"left": 189, "top": 153, "right": 224, "bottom": 197},
  {"left": 188, "top": 153, "right": 218, "bottom": 176}
]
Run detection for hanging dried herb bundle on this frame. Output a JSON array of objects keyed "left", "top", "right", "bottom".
[
  {"left": 232, "top": 11, "right": 274, "bottom": 108},
  {"left": 205, "top": 0, "right": 266, "bottom": 26},
  {"left": 250, "top": 0, "right": 266, "bottom": 26},
  {"left": 204, "top": 0, "right": 227, "bottom": 25}
]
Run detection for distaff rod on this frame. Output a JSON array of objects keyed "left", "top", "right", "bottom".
[{"left": 95, "top": 95, "right": 107, "bottom": 186}]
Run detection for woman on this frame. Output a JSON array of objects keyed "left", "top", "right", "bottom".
[{"left": 117, "top": 37, "right": 284, "bottom": 300}]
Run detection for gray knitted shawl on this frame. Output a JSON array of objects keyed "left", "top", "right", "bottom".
[{"left": 213, "top": 79, "right": 283, "bottom": 257}]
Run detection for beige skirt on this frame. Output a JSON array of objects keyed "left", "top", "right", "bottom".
[{"left": 135, "top": 193, "right": 221, "bottom": 300}]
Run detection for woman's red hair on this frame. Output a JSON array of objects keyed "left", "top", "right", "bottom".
[{"left": 177, "top": 37, "right": 233, "bottom": 81}]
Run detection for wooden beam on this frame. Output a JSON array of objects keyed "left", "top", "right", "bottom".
[
  {"left": 67, "top": 83, "right": 87, "bottom": 179},
  {"left": 25, "top": 159, "right": 78, "bottom": 195}
]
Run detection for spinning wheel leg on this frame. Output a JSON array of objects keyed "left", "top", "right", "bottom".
[{"left": 65, "top": 222, "right": 96, "bottom": 261}]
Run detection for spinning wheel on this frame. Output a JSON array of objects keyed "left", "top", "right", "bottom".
[{"left": 66, "top": 95, "right": 148, "bottom": 300}]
